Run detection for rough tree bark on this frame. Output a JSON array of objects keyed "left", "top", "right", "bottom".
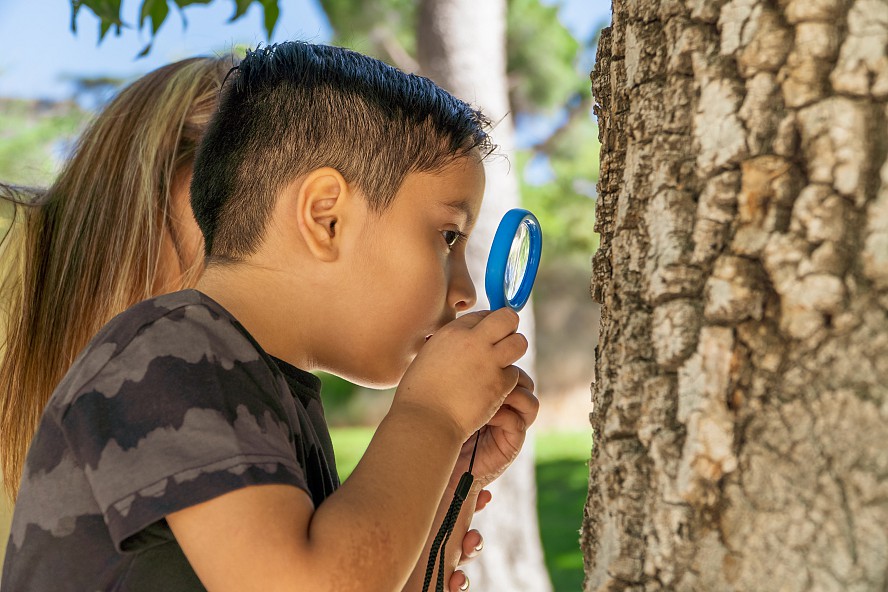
[
  {"left": 417, "top": 1, "right": 553, "bottom": 590},
  {"left": 584, "top": 0, "right": 888, "bottom": 590}
]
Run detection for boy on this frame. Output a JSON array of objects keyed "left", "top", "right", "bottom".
[{"left": 2, "top": 42, "right": 537, "bottom": 591}]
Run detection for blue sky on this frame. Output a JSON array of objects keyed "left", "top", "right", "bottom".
[{"left": 0, "top": 0, "right": 611, "bottom": 101}]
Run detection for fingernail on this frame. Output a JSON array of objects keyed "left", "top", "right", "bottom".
[
  {"left": 474, "top": 540, "right": 484, "bottom": 553},
  {"left": 460, "top": 575, "right": 470, "bottom": 591}
]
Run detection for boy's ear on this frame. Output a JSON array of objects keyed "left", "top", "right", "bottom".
[{"left": 295, "top": 167, "right": 350, "bottom": 262}]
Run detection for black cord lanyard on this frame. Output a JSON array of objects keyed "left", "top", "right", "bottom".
[{"left": 421, "top": 431, "right": 481, "bottom": 592}]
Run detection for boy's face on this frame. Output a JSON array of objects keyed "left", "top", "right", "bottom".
[{"left": 331, "top": 156, "right": 485, "bottom": 388}]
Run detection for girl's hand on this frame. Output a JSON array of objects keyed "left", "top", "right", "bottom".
[{"left": 448, "top": 490, "right": 491, "bottom": 591}]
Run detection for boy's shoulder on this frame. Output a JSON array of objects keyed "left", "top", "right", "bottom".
[
  {"left": 50, "top": 289, "right": 263, "bottom": 412},
  {"left": 96, "top": 289, "right": 246, "bottom": 350}
]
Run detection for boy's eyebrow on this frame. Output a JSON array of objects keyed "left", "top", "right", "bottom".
[{"left": 439, "top": 200, "right": 477, "bottom": 228}]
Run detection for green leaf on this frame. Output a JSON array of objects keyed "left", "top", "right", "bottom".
[
  {"left": 82, "top": 0, "right": 123, "bottom": 25},
  {"left": 78, "top": 0, "right": 124, "bottom": 43},
  {"left": 139, "top": 0, "right": 170, "bottom": 35},
  {"left": 173, "top": 0, "right": 214, "bottom": 7},
  {"left": 259, "top": 0, "right": 279, "bottom": 40},
  {"left": 70, "top": 0, "right": 82, "bottom": 33},
  {"left": 229, "top": 0, "right": 252, "bottom": 23},
  {"left": 98, "top": 18, "right": 114, "bottom": 41},
  {"left": 138, "top": 42, "right": 153, "bottom": 57}
]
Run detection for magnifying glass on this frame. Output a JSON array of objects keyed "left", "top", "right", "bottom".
[
  {"left": 423, "top": 210, "right": 542, "bottom": 592},
  {"left": 485, "top": 209, "right": 543, "bottom": 311}
]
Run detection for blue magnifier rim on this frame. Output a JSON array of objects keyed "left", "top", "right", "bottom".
[{"left": 485, "top": 209, "right": 543, "bottom": 311}]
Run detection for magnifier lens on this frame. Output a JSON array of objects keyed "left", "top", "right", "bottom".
[
  {"left": 505, "top": 222, "right": 531, "bottom": 302},
  {"left": 485, "top": 209, "right": 542, "bottom": 311}
]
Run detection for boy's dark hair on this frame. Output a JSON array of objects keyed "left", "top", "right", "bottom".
[{"left": 191, "top": 41, "right": 494, "bottom": 259}]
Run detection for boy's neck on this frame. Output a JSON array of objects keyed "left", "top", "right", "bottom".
[{"left": 196, "top": 265, "right": 316, "bottom": 371}]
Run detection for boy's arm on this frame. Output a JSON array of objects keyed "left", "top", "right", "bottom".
[
  {"left": 167, "top": 404, "right": 464, "bottom": 592},
  {"left": 167, "top": 309, "right": 528, "bottom": 592}
]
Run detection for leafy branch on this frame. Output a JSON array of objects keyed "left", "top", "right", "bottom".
[{"left": 69, "top": 0, "right": 281, "bottom": 57}]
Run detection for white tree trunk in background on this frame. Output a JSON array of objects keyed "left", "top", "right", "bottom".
[
  {"left": 418, "top": 1, "right": 553, "bottom": 590},
  {"left": 585, "top": 0, "right": 888, "bottom": 590}
]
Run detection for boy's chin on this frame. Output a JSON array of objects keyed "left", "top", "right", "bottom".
[
  {"left": 324, "top": 347, "right": 418, "bottom": 390},
  {"left": 353, "top": 378, "right": 400, "bottom": 390},
  {"left": 335, "top": 362, "right": 410, "bottom": 391}
]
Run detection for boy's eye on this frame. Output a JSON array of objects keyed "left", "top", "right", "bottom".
[{"left": 442, "top": 230, "right": 467, "bottom": 249}]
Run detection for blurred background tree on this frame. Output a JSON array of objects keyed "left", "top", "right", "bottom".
[
  {"left": 0, "top": 99, "right": 84, "bottom": 187},
  {"left": 65, "top": 0, "right": 600, "bottom": 261},
  {"left": 0, "top": 1, "right": 605, "bottom": 589}
]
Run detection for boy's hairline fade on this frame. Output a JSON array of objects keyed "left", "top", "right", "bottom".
[{"left": 191, "top": 41, "right": 497, "bottom": 263}]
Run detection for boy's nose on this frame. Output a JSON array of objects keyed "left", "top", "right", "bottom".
[{"left": 449, "top": 259, "right": 477, "bottom": 312}]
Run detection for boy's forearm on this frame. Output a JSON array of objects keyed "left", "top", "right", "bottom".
[
  {"left": 305, "top": 404, "right": 464, "bottom": 590},
  {"left": 401, "top": 484, "right": 480, "bottom": 592}
]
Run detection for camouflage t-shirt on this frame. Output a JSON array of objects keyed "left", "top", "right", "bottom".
[{"left": 1, "top": 289, "right": 339, "bottom": 591}]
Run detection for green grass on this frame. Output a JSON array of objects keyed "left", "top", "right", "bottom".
[
  {"left": 329, "top": 428, "right": 590, "bottom": 591},
  {"left": 329, "top": 427, "right": 375, "bottom": 477},
  {"left": 534, "top": 431, "right": 591, "bottom": 590}
]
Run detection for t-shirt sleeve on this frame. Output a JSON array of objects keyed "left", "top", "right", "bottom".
[{"left": 58, "top": 303, "right": 309, "bottom": 552}]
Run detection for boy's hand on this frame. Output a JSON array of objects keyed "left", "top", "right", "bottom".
[
  {"left": 426, "top": 370, "right": 537, "bottom": 591},
  {"left": 394, "top": 309, "right": 532, "bottom": 591},
  {"left": 453, "top": 367, "right": 538, "bottom": 489},
  {"left": 395, "top": 308, "right": 528, "bottom": 441}
]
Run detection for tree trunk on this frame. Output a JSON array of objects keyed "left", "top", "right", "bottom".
[
  {"left": 417, "top": 1, "right": 553, "bottom": 590},
  {"left": 584, "top": 0, "right": 888, "bottom": 590}
]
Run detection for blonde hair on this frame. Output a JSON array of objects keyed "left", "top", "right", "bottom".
[{"left": 0, "top": 56, "right": 232, "bottom": 500}]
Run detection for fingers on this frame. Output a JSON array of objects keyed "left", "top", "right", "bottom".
[
  {"left": 449, "top": 570, "right": 470, "bottom": 592},
  {"left": 459, "top": 529, "right": 483, "bottom": 565},
  {"left": 492, "top": 332, "right": 528, "bottom": 368},
  {"left": 515, "top": 366, "right": 534, "bottom": 392},
  {"left": 439, "top": 309, "right": 526, "bottom": 368},
  {"left": 504, "top": 365, "right": 521, "bottom": 395},
  {"left": 487, "top": 383, "right": 540, "bottom": 436},
  {"left": 487, "top": 403, "right": 529, "bottom": 437},
  {"left": 473, "top": 307, "right": 520, "bottom": 343},
  {"left": 450, "top": 309, "right": 493, "bottom": 330},
  {"left": 502, "top": 379, "right": 540, "bottom": 427},
  {"left": 451, "top": 529, "right": 483, "bottom": 590},
  {"left": 475, "top": 489, "right": 492, "bottom": 512}
]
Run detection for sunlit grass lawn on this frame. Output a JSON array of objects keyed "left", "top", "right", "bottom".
[
  {"left": 534, "top": 431, "right": 591, "bottom": 590},
  {"left": 330, "top": 428, "right": 590, "bottom": 591}
]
